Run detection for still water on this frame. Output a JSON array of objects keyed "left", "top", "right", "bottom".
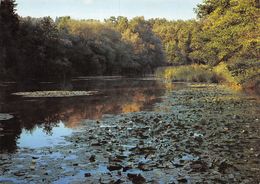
[{"left": 0, "top": 76, "right": 168, "bottom": 153}]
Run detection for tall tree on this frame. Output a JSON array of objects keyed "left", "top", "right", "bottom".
[{"left": 0, "top": 0, "right": 19, "bottom": 77}]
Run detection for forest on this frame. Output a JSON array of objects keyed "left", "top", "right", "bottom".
[
  {"left": 0, "top": 1, "right": 165, "bottom": 81},
  {"left": 0, "top": 0, "right": 259, "bottom": 90}
]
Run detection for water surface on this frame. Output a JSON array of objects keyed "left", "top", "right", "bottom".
[{"left": 0, "top": 76, "right": 167, "bottom": 153}]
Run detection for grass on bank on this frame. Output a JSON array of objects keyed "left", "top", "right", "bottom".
[
  {"left": 159, "top": 65, "right": 218, "bottom": 83},
  {"left": 157, "top": 64, "right": 244, "bottom": 90},
  {"left": 158, "top": 62, "right": 260, "bottom": 93}
]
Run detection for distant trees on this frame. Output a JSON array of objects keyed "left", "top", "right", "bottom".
[
  {"left": 54, "top": 16, "right": 165, "bottom": 76},
  {"left": 0, "top": 13, "right": 165, "bottom": 81}
]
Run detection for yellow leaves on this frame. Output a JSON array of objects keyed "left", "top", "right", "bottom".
[
  {"left": 121, "top": 29, "right": 146, "bottom": 54},
  {"left": 60, "top": 19, "right": 114, "bottom": 41},
  {"left": 202, "top": 0, "right": 258, "bottom": 32},
  {"left": 122, "top": 29, "right": 139, "bottom": 43}
]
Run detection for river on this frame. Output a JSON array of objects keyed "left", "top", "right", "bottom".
[{"left": 0, "top": 76, "right": 259, "bottom": 183}]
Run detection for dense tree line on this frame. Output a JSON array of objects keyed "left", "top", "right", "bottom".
[
  {"left": 0, "top": 1, "right": 165, "bottom": 81},
  {"left": 0, "top": 0, "right": 259, "bottom": 86}
]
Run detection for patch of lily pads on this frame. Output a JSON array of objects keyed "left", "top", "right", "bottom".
[
  {"left": 0, "top": 113, "right": 14, "bottom": 121},
  {"left": 12, "top": 91, "right": 98, "bottom": 98}
]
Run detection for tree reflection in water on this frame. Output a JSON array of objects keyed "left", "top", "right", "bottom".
[{"left": 0, "top": 77, "right": 166, "bottom": 153}]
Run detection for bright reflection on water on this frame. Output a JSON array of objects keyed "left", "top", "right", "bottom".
[
  {"left": 18, "top": 121, "right": 73, "bottom": 148},
  {"left": 0, "top": 76, "right": 168, "bottom": 153}
]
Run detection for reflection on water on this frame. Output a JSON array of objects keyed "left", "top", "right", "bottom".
[
  {"left": 18, "top": 122, "right": 73, "bottom": 148},
  {"left": 0, "top": 76, "right": 166, "bottom": 153}
]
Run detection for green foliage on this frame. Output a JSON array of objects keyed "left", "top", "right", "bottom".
[
  {"left": 213, "top": 62, "right": 238, "bottom": 84},
  {"left": 55, "top": 16, "right": 165, "bottom": 76},
  {"left": 195, "top": 0, "right": 231, "bottom": 18},
  {"left": 195, "top": 0, "right": 259, "bottom": 66},
  {"left": 228, "top": 58, "right": 260, "bottom": 84},
  {"left": 150, "top": 19, "right": 202, "bottom": 65},
  {"left": 195, "top": 0, "right": 260, "bottom": 87},
  {"left": 16, "top": 17, "right": 71, "bottom": 81},
  {"left": 153, "top": 0, "right": 259, "bottom": 89},
  {"left": 0, "top": 11, "right": 165, "bottom": 81}
]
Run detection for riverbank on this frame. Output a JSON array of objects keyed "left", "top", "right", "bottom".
[
  {"left": 0, "top": 83, "right": 259, "bottom": 183},
  {"left": 158, "top": 64, "right": 260, "bottom": 95}
]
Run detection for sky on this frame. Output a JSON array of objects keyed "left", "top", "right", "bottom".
[{"left": 16, "top": 0, "right": 203, "bottom": 20}]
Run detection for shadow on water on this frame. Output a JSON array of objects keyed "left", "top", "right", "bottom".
[{"left": 0, "top": 76, "right": 168, "bottom": 153}]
